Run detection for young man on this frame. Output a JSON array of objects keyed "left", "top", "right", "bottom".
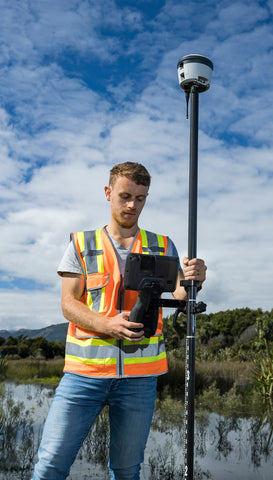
[{"left": 32, "top": 162, "right": 206, "bottom": 480}]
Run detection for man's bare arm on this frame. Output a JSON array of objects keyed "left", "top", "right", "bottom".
[{"left": 172, "top": 257, "right": 207, "bottom": 300}]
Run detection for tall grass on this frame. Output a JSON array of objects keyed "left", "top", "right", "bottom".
[
  {"left": 4, "top": 355, "right": 255, "bottom": 397},
  {"left": 195, "top": 359, "right": 252, "bottom": 393},
  {"left": 0, "top": 358, "right": 8, "bottom": 380},
  {"left": 6, "top": 359, "right": 64, "bottom": 385},
  {"left": 157, "top": 354, "right": 252, "bottom": 397}
]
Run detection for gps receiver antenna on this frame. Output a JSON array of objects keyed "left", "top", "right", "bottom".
[{"left": 177, "top": 54, "right": 213, "bottom": 480}]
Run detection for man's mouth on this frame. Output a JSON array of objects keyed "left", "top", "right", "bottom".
[{"left": 123, "top": 211, "right": 136, "bottom": 216}]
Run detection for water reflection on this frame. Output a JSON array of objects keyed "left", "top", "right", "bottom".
[
  {"left": 193, "top": 411, "right": 273, "bottom": 480},
  {"left": 0, "top": 383, "right": 273, "bottom": 480},
  {"left": 0, "top": 384, "right": 44, "bottom": 480}
]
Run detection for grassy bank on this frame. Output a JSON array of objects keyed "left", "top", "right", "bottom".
[
  {"left": 3, "top": 358, "right": 64, "bottom": 386},
  {"left": 2, "top": 356, "right": 254, "bottom": 396},
  {"left": 157, "top": 354, "right": 253, "bottom": 396}
]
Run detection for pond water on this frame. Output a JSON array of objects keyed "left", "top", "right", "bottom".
[{"left": 0, "top": 383, "right": 272, "bottom": 480}]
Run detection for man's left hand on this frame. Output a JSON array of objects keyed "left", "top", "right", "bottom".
[{"left": 183, "top": 257, "right": 207, "bottom": 285}]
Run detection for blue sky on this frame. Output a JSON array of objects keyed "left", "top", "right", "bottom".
[{"left": 0, "top": 0, "right": 273, "bottom": 331}]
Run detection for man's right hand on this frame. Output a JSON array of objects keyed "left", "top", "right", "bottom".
[{"left": 104, "top": 312, "right": 145, "bottom": 342}]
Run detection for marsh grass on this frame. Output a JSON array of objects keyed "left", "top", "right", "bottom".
[
  {"left": 197, "top": 383, "right": 245, "bottom": 415},
  {"left": 148, "top": 439, "right": 183, "bottom": 480},
  {"left": 148, "top": 441, "right": 215, "bottom": 480},
  {"left": 6, "top": 359, "right": 64, "bottom": 386},
  {"left": 153, "top": 395, "right": 184, "bottom": 431},
  {"left": 5, "top": 356, "right": 254, "bottom": 396},
  {"left": 157, "top": 355, "right": 252, "bottom": 397},
  {"left": 195, "top": 359, "right": 252, "bottom": 393},
  {"left": 0, "top": 358, "right": 8, "bottom": 381}
]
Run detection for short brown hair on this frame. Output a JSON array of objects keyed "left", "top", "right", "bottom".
[{"left": 109, "top": 162, "right": 151, "bottom": 187}]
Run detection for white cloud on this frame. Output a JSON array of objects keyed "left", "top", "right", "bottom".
[
  {"left": 209, "top": 1, "right": 268, "bottom": 36},
  {"left": 0, "top": 288, "right": 63, "bottom": 331},
  {"left": 0, "top": 0, "right": 135, "bottom": 65}
]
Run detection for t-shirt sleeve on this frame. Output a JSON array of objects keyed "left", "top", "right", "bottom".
[
  {"left": 57, "top": 241, "right": 85, "bottom": 276},
  {"left": 166, "top": 237, "right": 179, "bottom": 258},
  {"left": 166, "top": 237, "right": 183, "bottom": 273}
]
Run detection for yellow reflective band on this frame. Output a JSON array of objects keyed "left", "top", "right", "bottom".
[
  {"left": 77, "top": 232, "right": 87, "bottom": 270},
  {"left": 95, "top": 229, "right": 105, "bottom": 312},
  {"left": 140, "top": 229, "right": 149, "bottom": 254},
  {"left": 86, "top": 291, "right": 93, "bottom": 308},
  {"left": 77, "top": 231, "right": 85, "bottom": 253},
  {"left": 78, "top": 231, "right": 94, "bottom": 308},
  {"left": 67, "top": 335, "right": 117, "bottom": 347},
  {"left": 157, "top": 234, "right": 165, "bottom": 255},
  {"left": 65, "top": 354, "right": 117, "bottom": 365},
  {"left": 124, "top": 351, "right": 166, "bottom": 365},
  {"left": 123, "top": 335, "right": 163, "bottom": 346},
  {"left": 95, "top": 230, "right": 104, "bottom": 272}
]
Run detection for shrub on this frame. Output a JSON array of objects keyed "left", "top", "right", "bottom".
[{"left": 250, "top": 340, "right": 273, "bottom": 398}]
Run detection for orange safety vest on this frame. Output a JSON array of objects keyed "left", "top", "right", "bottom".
[{"left": 64, "top": 228, "right": 169, "bottom": 378}]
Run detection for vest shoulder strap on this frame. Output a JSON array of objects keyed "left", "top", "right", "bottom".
[
  {"left": 139, "top": 229, "right": 168, "bottom": 255},
  {"left": 71, "top": 229, "right": 103, "bottom": 275}
]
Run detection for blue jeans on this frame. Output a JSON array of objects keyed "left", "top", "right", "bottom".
[{"left": 32, "top": 373, "right": 157, "bottom": 480}]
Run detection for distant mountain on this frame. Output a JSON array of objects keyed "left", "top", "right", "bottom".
[{"left": 0, "top": 322, "right": 68, "bottom": 343}]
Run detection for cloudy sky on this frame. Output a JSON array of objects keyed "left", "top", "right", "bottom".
[{"left": 0, "top": 0, "right": 272, "bottom": 331}]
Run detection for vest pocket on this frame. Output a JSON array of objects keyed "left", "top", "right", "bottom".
[
  {"left": 86, "top": 272, "right": 110, "bottom": 315},
  {"left": 86, "top": 272, "right": 109, "bottom": 290}
]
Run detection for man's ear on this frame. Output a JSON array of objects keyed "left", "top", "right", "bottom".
[{"left": 104, "top": 185, "right": 111, "bottom": 201}]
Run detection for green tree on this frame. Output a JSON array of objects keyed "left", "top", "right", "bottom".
[{"left": 49, "top": 341, "right": 65, "bottom": 357}]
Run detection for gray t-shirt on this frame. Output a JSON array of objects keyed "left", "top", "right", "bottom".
[{"left": 58, "top": 229, "right": 180, "bottom": 276}]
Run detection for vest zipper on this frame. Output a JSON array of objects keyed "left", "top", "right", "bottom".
[
  {"left": 104, "top": 227, "right": 138, "bottom": 378},
  {"left": 117, "top": 273, "right": 124, "bottom": 378}
]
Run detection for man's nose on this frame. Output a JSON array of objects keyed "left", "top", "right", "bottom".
[{"left": 127, "top": 199, "right": 136, "bottom": 209}]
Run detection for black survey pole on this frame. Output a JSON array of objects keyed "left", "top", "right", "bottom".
[
  {"left": 188, "top": 86, "right": 199, "bottom": 260},
  {"left": 177, "top": 54, "right": 213, "bottom": 480},
  {"left": 183, "top": 85, "right": 199, "bottom": 480}
]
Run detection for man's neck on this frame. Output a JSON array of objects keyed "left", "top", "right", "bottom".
[{"left": 105, "top": 223, "right": 138, "bottom": 248}]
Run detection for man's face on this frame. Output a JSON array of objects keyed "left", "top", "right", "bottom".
[{"left": 105, "top": 176, "right": 149, "bottom": 229}]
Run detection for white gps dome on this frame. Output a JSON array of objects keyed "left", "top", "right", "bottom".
[{"left": 177, "top": 54, "right": 213, "bottom": 92}]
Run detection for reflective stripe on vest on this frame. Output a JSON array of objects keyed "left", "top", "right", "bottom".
[
  {"left": 140, "top": 229, "right": 166, "bottom": 255},
  {"left": 64, "top": 228, "right": 169, "bottom": 378}
]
